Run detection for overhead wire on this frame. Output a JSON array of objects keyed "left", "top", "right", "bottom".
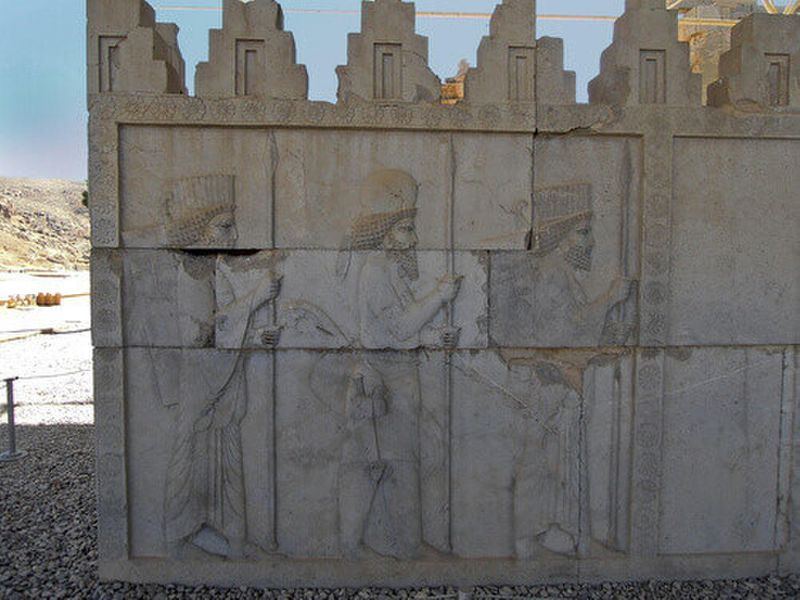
[{"left": 153, "top": 4, "right": 740, "bottom": 26}]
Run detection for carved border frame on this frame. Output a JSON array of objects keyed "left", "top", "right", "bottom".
[{"left": 89, "top": 93, "right": 800, "bottom": 581}]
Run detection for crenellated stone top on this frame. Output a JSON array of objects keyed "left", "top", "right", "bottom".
[
  {"left": 86, "top": 0, "right": 799, "bottom": 114},
  {"left": 335, "top": 0, "right": 441, "bottom": 104},
  {"left": 463, "top": 0, "right": 575, "bottom": 105},
  {"left": 87, "top": 0, "right": 186, "bottom": 97},
  {"left": 195, "top": 0, "right": 308, "bottom": 99},
  {"left": 588, "top": 0, "right": 702, "bottom": 106},
  {"left": 708, "top": 13, "right": 800, "bottom": 111}
]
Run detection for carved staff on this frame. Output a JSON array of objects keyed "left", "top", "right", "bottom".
[
  {"left": 604, "top": 140, "right": 636, "bottom": 344},
  {"left": 618, "top": 140, "right": 633, "bottom": 326},
  {"left": 444, "top": 135, "right": 457, "bottom": 552},
  {"left": 267, "top": 130, "right": 281, "bottom": 551},
  {"left": 607, "top": 140, "right": 635, "bottom": 548}
]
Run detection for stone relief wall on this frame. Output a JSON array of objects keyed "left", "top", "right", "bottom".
[{"left": 88, "top": 0, "right": 800, "bottom": 588}]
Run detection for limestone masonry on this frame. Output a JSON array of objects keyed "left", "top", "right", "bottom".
[{"left": 87, "top": 0, "right": 800, "bottom": 588}]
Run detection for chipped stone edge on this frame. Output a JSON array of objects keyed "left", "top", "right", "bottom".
[{"left": 94, "top": 347, "right": 129, "bottom": 567}]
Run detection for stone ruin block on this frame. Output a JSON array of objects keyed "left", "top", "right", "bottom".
[
  {"left": 88, "top": 0, "right": 800, "bottom": 588},
  {"left": 464, "top": 0, "right": 575, "bottom": 106},
  {"left": 588, "top": 0, "right": 701, "bottom": 106},
  {"left": 195, "top": 0, "right": 308, "bottom": 99},
  {"left": 708, "top": 13, "right": 800, "bottom": 111},
  {"left": 535, "top": 37, "right": 576, "bottom": 106},
  {"left": 336, "top": 0, "right": 441, "bottom": 103},
  {"left": 87, "top": 0, "right": 186, "bottom": 97}
]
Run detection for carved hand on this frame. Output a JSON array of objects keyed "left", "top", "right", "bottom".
[
  {"left": 368, "top": 460, "right": 390, "bottom": 483},
  {"left": 256, "top": 273, "right": 282, "bottom": 307},
  {"left": 260, "top": 327, "right": 282, "bottom": 347},
  {"left": 610, "top": 277, "right": 634, "bottom": 305},
  {"left": 437, "top": 274, "right": 463, "bottom": 304},
  {"left": 440, "top": 325, "right": 461, "bottom": 350}
]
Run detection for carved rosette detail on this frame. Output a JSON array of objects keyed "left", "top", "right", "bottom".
[
  {"left": 88, "top": 104, "right": 120, "bottom": 248},
  {"left": 97, "top": 95, "right": 540, "bottom": 133},
  {"left": 631, "top": 352, "right": 664, "bottom": 556}
]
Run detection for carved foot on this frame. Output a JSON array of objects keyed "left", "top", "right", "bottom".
[{"left": 537, "top": 524, "right": 578, "bottom": 556}]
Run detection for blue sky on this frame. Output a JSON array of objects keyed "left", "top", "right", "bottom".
[{"left": 0, "top": 0, "right": 628, "bottom": 181}]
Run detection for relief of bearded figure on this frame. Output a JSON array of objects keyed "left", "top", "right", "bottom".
[
  {"left": 513, "top": 189, "right": 634, "bottom": 558},
  {"left": 527, "top": 188, "right": 634, "bottom": 346},
  {"left": 163, "top": 175, "right": 281, "bottom": 559},
  {"left": 337, "top": 169, "right": 460, "bottom": 559}
]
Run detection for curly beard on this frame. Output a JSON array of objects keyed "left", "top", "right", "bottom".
[
  {"left": 564, "top": 244, "right": 593, "bottom": 272},
  {"left": 387, "top": 250, "right": 419, "bottom": 281}
]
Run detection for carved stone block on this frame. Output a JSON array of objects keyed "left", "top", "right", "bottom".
[
  {"left": 119, "top": 126, "right": 274, "bottom": 249},
  {"left": 451, "top": 349, "right": 633, "bottom": 559},
  {"left": 87, "top": 0, "right": 186, "bottom": 97},
  {"left": 588, "top": 1, "right": 701, "bottom": 106},
  {"left": 91, "top": 248, "right": 123, "bottom": 348},
  {"left": 122, "top": 250, "right": 216, "bottom": 348},
  {"left": 272, "top": 250, "right": 488, "bottom": 349},
  {"left": 463, "top": 0, "right": 574, "bottom": 106},
  {"left": 336, "top": 0, "right": 441, "bottom": 103},
  {"left": 126, "top": 347, "right": 276, "bottom": 559},
  {"left": 668, "top": 137, "right": 800, "bottom": 345},
  {"left": 659, "top": 347, "right": 793, "bottom": 554},
  {"left": 275, "top": 349, "right": 448, "bottom": 558},
  {"left": 94, "top": 348, "right": 128, "bottom": 562},
  {"left": 90, "top": 0, "right": 800, "bottom": 587},
  {"left": 491, "top": 136, "right": 642, "bottom": 348},
  {"left": 273, "top": 130, "right": 532, "bottom": 250},
  {"left": 195, "top": 0, "right": 308, "bottom": 99},
  {"left": 708, "top": 14, "right": 800, "bottom": 111}
]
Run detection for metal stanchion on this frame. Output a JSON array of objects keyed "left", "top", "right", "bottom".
[{"left": 0, "top": 377, "right": 27, "bottom": 462}]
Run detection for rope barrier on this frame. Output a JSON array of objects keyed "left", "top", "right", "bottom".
[
  {"left": 16, "top": 368, "right": 92, "bottom": 381},
  {"left": 0, "top": 327, "right": 91, "bottom": 345}
]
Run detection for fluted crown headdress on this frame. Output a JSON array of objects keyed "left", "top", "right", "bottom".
[{"left": 166, "top": 175, "right": 236, "bottom": 246}]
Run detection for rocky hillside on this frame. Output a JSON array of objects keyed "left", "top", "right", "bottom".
[{"left": 0, "top": 177, "right": 89, "bottom": 270}]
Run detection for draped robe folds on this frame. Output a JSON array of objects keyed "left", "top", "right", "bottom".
[
  {"left": 338, "top": 254, "right": 426, "bottom": 559},
  {"left": 164, "top": 274, "right": 260, "bottom": 556},
  {"left": 514, "top": 377, "right": 583, "bottom": 558}
]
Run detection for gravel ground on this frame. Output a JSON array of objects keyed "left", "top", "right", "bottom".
[
  {"left": 2, "top": 332, "right": 800, "bottom": 598},
  {"left": 0, "top": 330, "right": 93, "bottom": 425}
]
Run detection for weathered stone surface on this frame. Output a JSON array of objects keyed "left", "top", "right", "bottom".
[
  {"left": 273, "top": 250, "right": 488, "bottom": 349},
  {"left": 659, "top": 347, "right": 791, "bottom": 554},
  {"left": 708, "top": 13, "right": 800, "bottom": 111},
  {"left": 125, "top": 347, "right": 276, "bottom": 559},
  {"left": 91, "top": 248, "right": 123, "bottom": 348},
  {"left": 119, "top": 126, "right": 273, "bottom": 249},
  {"left": 536, "top": 37, "right": 576, "bottom": 105},
  {"left": 668, "top": 137, "right": 800, "bottom": 345},
  {"left": 491, "top": 136, "right": 641, "bottom": 348},
  {"left": 87, "top": 0, "right": 186, "bottom": 97},
  {"left": 273, "top": 130, "right": 532, "bottom": 250},
  {"left": 122, "top": 250, "right": 216, "bottom": 348},
  {"left": 275, "top": 349, "right": 447, "bottom": 558},
  {"left": 452, "top": 349, "right": 633, "bottom": 559},
  {"left": 90, "top": 0, "right": 800, "bottom": 588},
  {"left": 463, "top": 0, "right": 575, "bottom": 106},
  {"left": 94, "top": 348, "right": 128, "bottom": 561},
  {"left": 336, "top": 0, "right": 440, "bottom": 104},
  {"left": 195, "top": 0, "right": 308, "bottom": 99},
  {"left": 588, "top": 0, "right": 701, "bottom": 106}
]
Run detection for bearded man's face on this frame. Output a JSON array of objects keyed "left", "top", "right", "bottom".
[
  {"left": 205, "top": 211, "right": 238, "bottom": 247},
  {"left": 384, "top": 218, "right": 418, "bottom": 251},
  {"left": 563, "top": 218, "right": 594, "bottom": 272},
  {"left": 384, "top": 218, "right": 419, "bottom": 280}
]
